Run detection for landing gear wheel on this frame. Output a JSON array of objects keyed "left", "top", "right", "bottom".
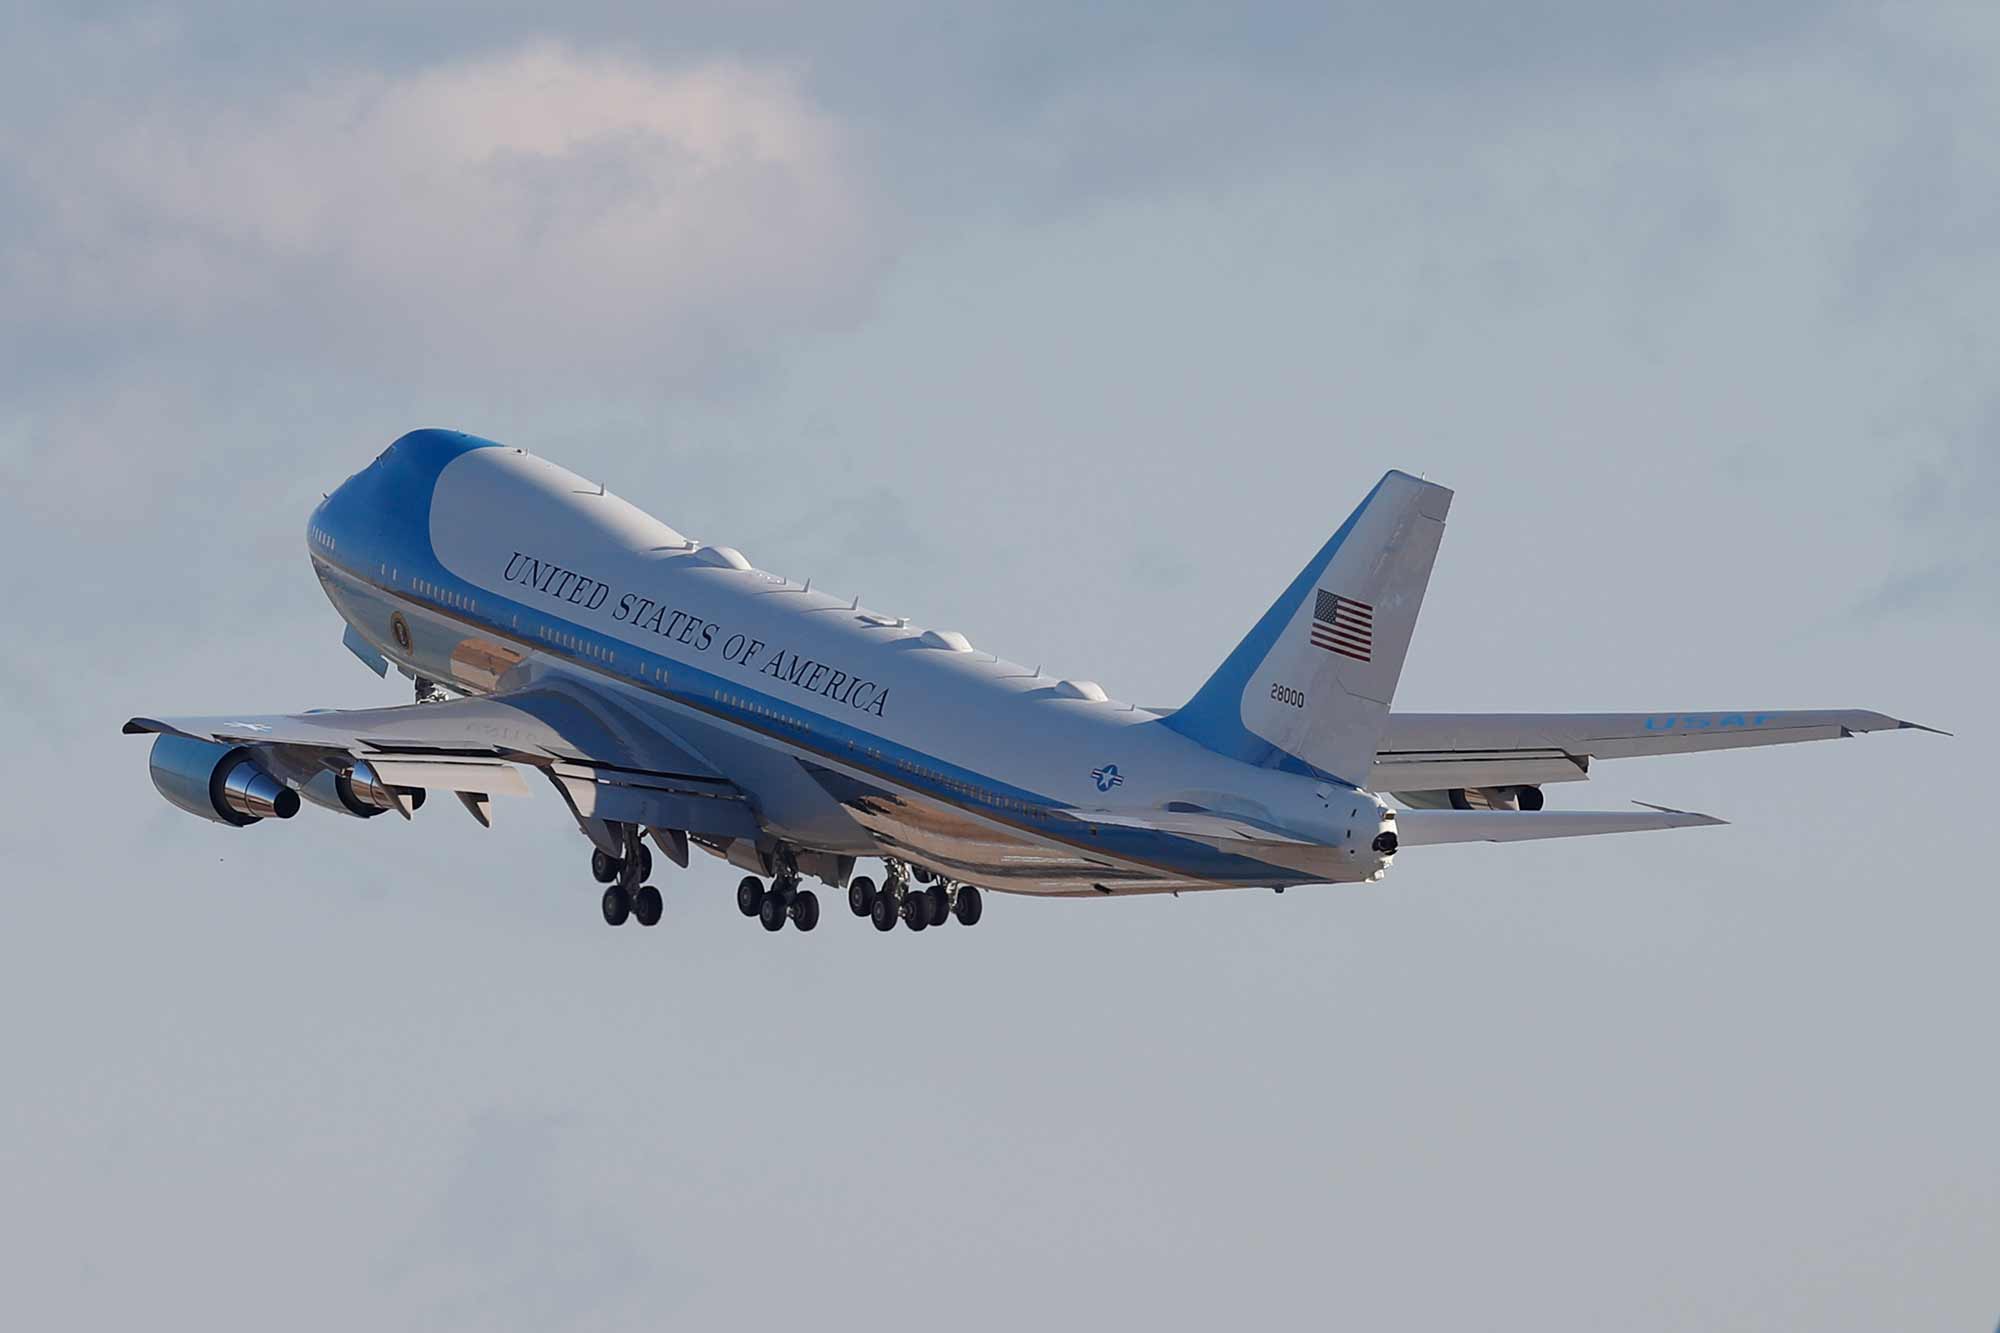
[
  {"left": 791, "top": 890, "right": 820, "bottom": 932},
  {"left": 633, "top": 885, "right": 663, "bottom": 927},
  {"left": 871, "top": 893, "right": 898, "bottom": 931},
  {"left": 759, "top": 892, "right": 788, "bottom": 931},
  {"left": 737, "top": 876, "right": 765, "bottom": 917},
  {"left": 848, "top": 876, "right": 877, "bottom": 917},
  {"left": 904, "top": 895, "right": 930, "bottom": 931},
  {"left": 953, "top": 885, "right": 983, "bottom": 926},
  {"left": 632, "top": 843, "right": 654, "bottom": 881},
  {"left": 928, "top": 885, "right": 950, "bottom": 926},
  {"left": 591, "top": 849, "right": 622, "bottom": 885},
  {"left": 601, "top": 885, "right": 631, "bottom": 926}
]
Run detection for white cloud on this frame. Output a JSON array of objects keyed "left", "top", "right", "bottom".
[{"left": 1, "top": 42, "right": 886, "bottom": 389}]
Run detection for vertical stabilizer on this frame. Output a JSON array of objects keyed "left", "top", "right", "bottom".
[{"left": 1164, "top": 471, "right": 1451, "bottom": 786}]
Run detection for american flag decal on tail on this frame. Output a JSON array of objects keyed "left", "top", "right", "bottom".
[{"left": 1312, "top": 590, "right": 1373, "bottom": 662}]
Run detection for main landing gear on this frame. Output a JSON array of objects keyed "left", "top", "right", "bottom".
[
  {"left": 728, "top": 858, "right": 982, "bottom": 936},
  {"left": 593, "top": 828, "right": 664, "bottom": 927},
  {"left": 844, "top": 861, "right": 983, "bottom": 934},
  {"left": 736, "top": 873, "right": 819, "bottom": 932}
]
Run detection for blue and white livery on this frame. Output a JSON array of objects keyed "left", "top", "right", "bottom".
[{"left": 125, "top": 431, "right": 1939, "bottom": 933}]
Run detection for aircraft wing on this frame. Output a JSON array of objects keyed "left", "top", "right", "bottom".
[
  {"left": 1369, "top": 709, "right": 1939, "bottom": 793},
  {"left": 123, "top": 682, "right": 761, "bottom": 839}
]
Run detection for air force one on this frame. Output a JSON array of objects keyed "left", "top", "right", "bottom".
[{"left": 124, "top": 430, "right": 1937, "bottom": 933}]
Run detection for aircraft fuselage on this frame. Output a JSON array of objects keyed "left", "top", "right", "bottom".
[{"left": 306, "top": 431, "right": 1395, "bottom": 895}]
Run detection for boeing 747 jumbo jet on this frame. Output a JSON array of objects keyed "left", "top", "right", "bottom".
[{"left": 125, "top": 431, "right": 1936, "bottom": 934}]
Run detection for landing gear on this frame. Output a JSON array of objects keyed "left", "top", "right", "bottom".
[
  {"left": 592, "top": 840, "right": 652, "bottom": 888},
  {"left": 733, "top": 857, "right": 985, "bottom": 936},
  {"left": 736, "top": 873, "right": 821, "bottom": 932},
  {"left": 865, "top": 859, "right": 985, "bottom": 934},
  {"left": 633, "top": 885, "right": 663, "bottom": 927},
  {"left": 602, "top": 885, "right": 630, "bottom": 925},
  {"left": 953, "top": 885, "right": 983, "bottom": 926},
  {"left": 591, "top": 825, "right": 665, "bottom": 927}
]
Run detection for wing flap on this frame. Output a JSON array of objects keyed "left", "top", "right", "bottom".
[
  {"left": 547, "top": 762, "right": 761, "bottom": 839},
  {"left": 365, "top": 757, "right": 532, "bottom": 796}
]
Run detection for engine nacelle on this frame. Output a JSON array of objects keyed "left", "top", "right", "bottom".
[
  {"left": 148, "top": 734, "right": 300, "bottom": 826},
  {"left": 297, "top": 761, "right": 426, "bottom": 818}
]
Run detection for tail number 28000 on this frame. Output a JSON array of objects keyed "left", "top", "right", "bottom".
[{"left": 1269, "top": 683, "right": 1307, "bottom": 709}]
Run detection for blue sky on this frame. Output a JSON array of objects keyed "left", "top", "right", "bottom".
[{"left": 1, "top": 4, "right": 1994, "bottom": 1329}]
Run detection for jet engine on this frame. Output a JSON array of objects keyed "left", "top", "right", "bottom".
[
  {"left": 147, "top": 734, "right": 300, "bottom": 826},
  {"left": 297, "top": 761, "right": 426, "bottom": 818}
]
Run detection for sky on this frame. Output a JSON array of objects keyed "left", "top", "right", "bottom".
[{"left": 1, "top": 3, "right": 1995, "bottom": 1329}]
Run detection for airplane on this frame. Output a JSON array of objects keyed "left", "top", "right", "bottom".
[{"left": 124, "top": 430, "right": 1938, "bottom": 934}]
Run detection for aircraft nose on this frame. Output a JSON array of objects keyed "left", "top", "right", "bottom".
[{"left": 309, "top": 429, "right": 502, "bottom": 561}]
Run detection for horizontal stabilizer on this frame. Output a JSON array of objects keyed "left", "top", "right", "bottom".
[
  {"left": 1394, "top": 803, "right": 1726, "bottom": 846},
  {"left": 1371, "top": 708, "right": 1938, "bottom": 791}
]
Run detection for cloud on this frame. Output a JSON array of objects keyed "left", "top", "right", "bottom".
[{"left": 0, "top": 42, "right": 887, "bottom": 393}]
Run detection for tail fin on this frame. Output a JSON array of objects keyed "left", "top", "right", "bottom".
[{"left": 1164, "top": 470, "right": 1451, "bottom": 786}]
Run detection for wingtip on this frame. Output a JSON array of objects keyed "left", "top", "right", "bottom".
[
  {"left": 1632, "top": 799, "right": 1730, "bottom": 827},
  {"left": 1897, "top": 719, "right": 1953, "bottom": 737}
]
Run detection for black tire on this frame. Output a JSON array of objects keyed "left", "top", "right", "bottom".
[
  {"left": 912, "top": 865, "right": 934, "bottom": 884},
  {"left": 601, "top": 885, "right": 631, "bottom": 926},
  {"left": 953, "top": 885, "right": 983, "bottom": 926},
  {"left": 759, "top": 893, "right": 788, "bottom": 931},
  {"left": 792, "top": 889, "right": 820, "bottom": 932},
  {"left": 848, "top": 876, "right": 877, "bottom": 917},
  {"left": 905, "top": 895, "right": 929, "bottom": 931},
  {"left": 591, "top": 849, "right": 621, "bottom": 885},
  {"left": 871, "top": 893, "right": 898, "bottom": 931},
  {"left": 634, "top": 842, "right": 654, "bottom": 881},
  {"left": 737, "top": 876, "right": 765, "bottom": 917},
  {"left": 928, "top": 885, "right": 950, "bottom": 925},
  {"left": 633, "top": 885, "right": 663, "bottom": 927}
]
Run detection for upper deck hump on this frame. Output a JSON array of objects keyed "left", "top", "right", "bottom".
[{"left": 424, "top": 444, "right": 1189, "bottom": 783}]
